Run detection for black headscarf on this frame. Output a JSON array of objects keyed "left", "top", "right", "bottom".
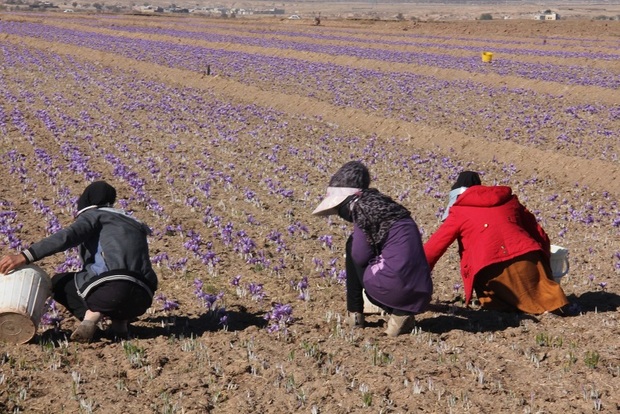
[
  {"left": 77, "top": 181, "right": 117, "bottom": 212},
  {"left": 451, "top": 171, "right": 482, "bottom": 190}
]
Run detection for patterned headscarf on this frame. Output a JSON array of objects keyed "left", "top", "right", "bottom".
[{"left": 351, "top": 188, "right": 411, "bottom": 251}]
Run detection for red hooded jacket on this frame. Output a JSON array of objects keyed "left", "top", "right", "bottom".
[{"left": 424, "top": 185, "right": 550, "bottom": 304}]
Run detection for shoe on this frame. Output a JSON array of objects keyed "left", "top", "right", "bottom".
[
  {"left": 347, "top": 312, "right": 365, "bottom": 328},
  {"left": 70, "top": 320, "right": 97, "bottom": 343},
  {"left": 384, "top": 313, "right": 415, "bottom": 337},
  {"left": 109, "top": 320, "right": 129, "bottom": 339}
]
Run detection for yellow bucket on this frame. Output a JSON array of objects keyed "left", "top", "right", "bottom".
[{"left": 481, "top": 52, "right": 493, "bottom": 63}]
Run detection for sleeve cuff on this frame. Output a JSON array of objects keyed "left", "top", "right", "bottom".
[{"left": 21, "top": 250, "right": 34, "bottom": 264}]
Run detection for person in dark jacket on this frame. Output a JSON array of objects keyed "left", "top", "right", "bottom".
[
  {"left": 424, "top": 171, "right": 569, "bottom": 314},
  {"left": 0, "top": 181, "right": 158, "bottom": 342},
  {"left": 313, "top": 161, "right": 432, "bottom": 336}
]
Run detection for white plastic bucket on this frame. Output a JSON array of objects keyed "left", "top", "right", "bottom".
[
  {"left": 0, "top": 264, "right": 52, "bottom": 344},
  {"left": 363, "top": 292, "right": 385, "bottom": 315},
  {"left": 550, "top": 245, "right": 569, "bottom": 283}
]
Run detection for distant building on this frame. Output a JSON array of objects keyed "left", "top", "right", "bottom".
[
  {"left": 534, "top": 12, "right": 559, "bottom": 20},
  {"left": 253, "top": 8, "right": 285, "bottom": 15},
  {"left": 134, "top": 5, "right": 163, "bottom": 13},
  {"left": 29, "top": 1, "right": 58, "bottom": 8}
]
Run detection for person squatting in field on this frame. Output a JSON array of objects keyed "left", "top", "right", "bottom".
[
  {"left": 0, "top": 181, "right": 158, "bottom": 342},
  {"left": 312, "top": 161, "right": 433, "bottom": 336},
  {"left": 424, "top": 171, "right": 569, "bottom": 314}
]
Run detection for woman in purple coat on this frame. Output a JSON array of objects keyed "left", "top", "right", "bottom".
[{"left": 313, "top": 161, "right": 432, "bottom": 336}]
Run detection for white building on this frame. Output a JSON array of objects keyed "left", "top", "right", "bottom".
[{"left": 534, "top": 12, "right": 559, "bottom": 20}]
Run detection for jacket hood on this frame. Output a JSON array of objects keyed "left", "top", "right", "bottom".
[
  {"left": 101, "top": 207, "right": 153, "bottom": 235},
  {"left": 81, "top": 207, "right": 152, "bottom": 235},
  {"left": 453, "top": 185, "right": 513, "bottom": 208}
]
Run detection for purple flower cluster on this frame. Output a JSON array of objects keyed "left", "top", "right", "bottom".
[
  {"left": 33, "top": 148, "right": 62, "bottom": 186},
  {"left": 5, "top": 150, "right": 29, "bottom": 184},
  {"left": 168, "top": 257, "right": 188, "bottom": 272},
  {"left": 292, "top": 276, "right": 310, "bottom": 301},
  {"left": 40, "top": 299, "right": 63, "bottom": 328},
  {"left": 31, "top": 199, "right": 62, "bottom": 235},
  {"left": 60, "top": 142, "right": 101, "bottom": 182},
  {"left": 312, "top": 256, "right": 346, "bottom": 285},
  {"left": 103, "top": 152, "right": 166, "bottom": 218},
  {"left": 154, "top": 292, "right": 180, "bottom": 313},
  {"left": 287, "top": 221, "right": 309, "bottom": 238},
  {"left": 183, "top": 230, "right": 220, "bottom": 271},
  {"left": 193, "top": 278, "right": 227, "bottom": 328},
  {"left": 193, "top": 278, "right": 224, "bottom": 309},
  {"left": 234, "top": 231, "right": 257, "bottom": 261},
  {"left": 264, "top": 302, "right": 294, "bottom": 335},
  {"left": 248, "top": 282, "right": 266, "bottom": 302},
  {"left": 149, "top": 250, "right": 189, "bottom": 273},
  {"left": 318, "top": 235, "right": 333, "bottom": 250},
  {"left": 267, "top": 230, "right": 287, "bottom": 253},
  {"left": 151, "top": 252, "right": 169, "bottom": 267},
  {"left": 54, "top": 249, "right": 82, "bottom": 273},
  {"left": 230, "top": 275, "right": 242, "bottom": 286},
  {"left": 0, "top": 204, "right": 25, "bottom": 251}
]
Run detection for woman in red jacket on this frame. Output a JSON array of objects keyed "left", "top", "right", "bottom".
[{"left": 424, "top": 171, "right": 569, "bottom": 314}]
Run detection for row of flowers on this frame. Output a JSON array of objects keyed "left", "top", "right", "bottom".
[{"left": 1, "top": 21, "right": 618, "bottom": 162}]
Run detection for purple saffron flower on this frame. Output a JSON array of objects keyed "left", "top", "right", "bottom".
[
  {"left": 264, "top": 302, "right": 294, "bottom": 334},
  {"left": 40, "top": 299, "right": 63, "bottom": 328},
  {"left": 218, "top": 309, "right": 228, "bottom": 328},
  {"left": 248, "top": 282, "right": 265, "bottom": 302},
  {"left": 319, "top": 235, "right": 333, "bottom": 249},
  {"left": 295, "top": 276, "right": 310, "bottom": 301},
  {"left": 155, "top": 293, "right": 179, "bottom": 312}
]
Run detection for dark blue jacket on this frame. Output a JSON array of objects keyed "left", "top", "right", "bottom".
[{"left": 23, "top": 207, "right": 158, "bottom": 299}]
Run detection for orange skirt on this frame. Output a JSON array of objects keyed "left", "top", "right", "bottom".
[{"left": 474, "top": 251, "right": 569, "bottom": 314}]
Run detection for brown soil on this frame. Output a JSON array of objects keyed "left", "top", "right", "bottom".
[{"left": 0, "top": 9, "right": 619, "bottom": 414}]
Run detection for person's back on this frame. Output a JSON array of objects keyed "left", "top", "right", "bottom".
[
  {"left": 313, "top": 161, "right": 432, "bottom": 336},
  {"left": 445, "top": 185, "right": 547, "bottom": 279},
  {"left": 359, "top": 217, "right": 432, "bottom": 314},
  {"left": 0, "top": 181, "right": 159, "bottom": 342},
  {"left": 81, "top": 208, "right": 156, "bottom": 288},
  {"left": 424, "top": 171, "right": 568, "bottom": 314}
]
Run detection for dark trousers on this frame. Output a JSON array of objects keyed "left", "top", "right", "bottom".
[
  {"left": 346, "top": 235, "right": 366, "bottom": 313},
  {"left": 52, "top": 272, "right": 152, "bottom": 321}
]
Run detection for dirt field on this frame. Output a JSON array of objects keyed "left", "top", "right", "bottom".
[{"left": 0, "top": 9, "right": 619, "bottom": 414}]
